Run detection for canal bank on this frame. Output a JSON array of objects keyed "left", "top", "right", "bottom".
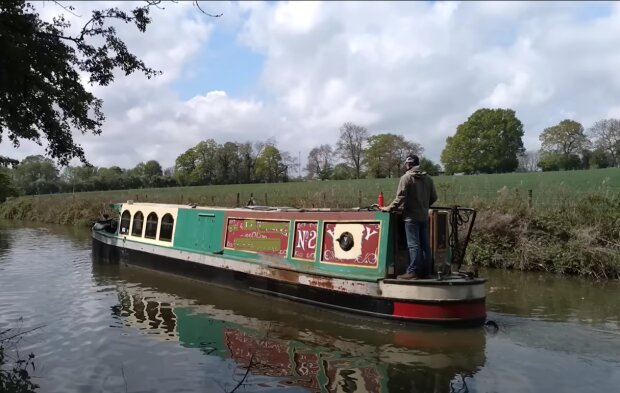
[{"left": 1, "top": 189, "right": 619, "bottom": 279}]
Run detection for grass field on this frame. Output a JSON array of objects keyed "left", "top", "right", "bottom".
[{"left": 33, "top": 167, "right": 620, "bottom": 209}]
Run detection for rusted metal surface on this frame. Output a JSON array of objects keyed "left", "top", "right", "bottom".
[
  {"left": 307, "top": 276, "right": 335, "bottom": 290},
  {"left": 94, "top": 230, "right": 482, "bottom": 302}
]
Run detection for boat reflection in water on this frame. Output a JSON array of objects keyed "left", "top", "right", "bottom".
[{"left": 96, "top": 262, "right": 487, "bottom": 393}]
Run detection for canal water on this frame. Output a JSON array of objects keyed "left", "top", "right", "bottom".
[{"left": 0, "top": 221, "right": 619, "bottom": 393}]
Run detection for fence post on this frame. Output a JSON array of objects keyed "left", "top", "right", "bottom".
[
  {"left": 236, "top": 193, "right": 240, "bottom": 207},
  {"left": 265, "top": 193, "right": 268, "bottom": 206},
  {"left": 358, "top": 190, "right": 362, "bottom": 207},
  {"left": 323, "top": 192, "right": 326, "bottom": 207},
  {"left": 528, "top": 189, "right": 533, "bottom": 208}
]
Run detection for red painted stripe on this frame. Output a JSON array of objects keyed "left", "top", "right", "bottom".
[{"left": 392, "top": 301, "right": 486, "bottom": 321}]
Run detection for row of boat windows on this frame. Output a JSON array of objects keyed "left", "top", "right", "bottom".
[{"left": 120, "top": 211, "right": 174, "bottom": 242}]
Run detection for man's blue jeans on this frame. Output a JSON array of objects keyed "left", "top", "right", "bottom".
[{"left": 404, "top": 219, "right": 431, "bottom": 277}]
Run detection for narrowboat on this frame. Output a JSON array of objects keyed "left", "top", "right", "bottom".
[{"left": 92, "top": 201, "right": 486, "bottom": 326}]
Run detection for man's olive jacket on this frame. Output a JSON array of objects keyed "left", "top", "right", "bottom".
[{"left": 386, "top": 166, "right": 438, "bottom": 221}]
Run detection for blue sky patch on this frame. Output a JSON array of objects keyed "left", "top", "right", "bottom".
[{"left": 172, "top": 25, "right": 265, "bottom": 100}]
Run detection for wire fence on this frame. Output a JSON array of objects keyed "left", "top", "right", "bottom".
[{"left": 26, "top": 168, "right": 620, "bottom": 211}]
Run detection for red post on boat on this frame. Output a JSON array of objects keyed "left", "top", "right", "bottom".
[{"left": 377, "top": 191, "right": 384, "bottom": 207}]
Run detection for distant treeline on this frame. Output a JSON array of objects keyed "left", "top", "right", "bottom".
[
  {"left": 0, "top": 123, "right": 443, "bottom": 200},
  {"left": 1, "top": 110, "right": 618, "bottom": 201}
]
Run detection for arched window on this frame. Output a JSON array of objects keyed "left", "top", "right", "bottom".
[
  {"left": 120, "top": 211, "right": 131, "bottom": 235},
  {"left": 132, "top": 211, "right": 144, "bottom": 237},
  {"left": 159, "top": 213, "right": 174, "bottom": 242},
  {"left": 145, "top": 212, "right": 158, "bottom": 239}
]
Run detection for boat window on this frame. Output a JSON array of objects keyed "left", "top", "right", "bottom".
[
  {"left": 132, "top": 211, "right": 144, "bottom": 237},
  {"left": 159, "top": 213, "right": 174, "bottom": 242},
  {"left": 145, "top": 212, "right": 158, "bottom": 239},
  {"left": 120, "top": 210, "right": 131, "bottom": 235}
]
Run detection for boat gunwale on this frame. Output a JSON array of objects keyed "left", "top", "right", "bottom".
[{"left": 93, "top": 229, "right": 486, "bottom": 288}]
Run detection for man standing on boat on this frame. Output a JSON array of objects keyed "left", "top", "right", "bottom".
[{"left": 382, "top": 155, "right": 438, "bottom": 279}]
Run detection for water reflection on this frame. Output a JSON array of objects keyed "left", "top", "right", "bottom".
[{"left": 93, "top": 261, "right": 487, "bottom": 393}]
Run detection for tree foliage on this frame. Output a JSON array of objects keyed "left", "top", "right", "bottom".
[
  {"left": 539, "top": 119, "right": 590, "bottom": 156},
  {"left": 12, "top": 155, "right": 59, "bottom": 194},
  {"left": 538, "top": 119, "right": 590, "bottom": 171},
  {"left": 0, "top": 0, "right": 164, "bottom": 165},
  {"left": 331, "top": 163, "right": 353, "bottom": 180},
  {"left": 419, "top": 157, "right": 441, "bottom": 176},
  {"left": 1, "top": 329, "right": 39, "bottom": 393},
  {"left": 588, "top": 118, "right": 620, "bottom": 167},
  {"left": 0, "top": 167, "right": 18, "bottom": 202},
  {"left": 441, "top": 108, "right": 525, "bottom": 174},
  {"left": 255, "top": 144, "right": 286, "bottom": 183},
  {"left": 336, "top": 122, "right": 368, "bottom": 179},
  {"left": 306, "top": 144, "right": 334, "bottom": 180},
  {"left": 517, "top": 151, "right": 540, "bottom": 172},
  {"left": 363, "top": 133, "right": 422, "bottom": 178}
]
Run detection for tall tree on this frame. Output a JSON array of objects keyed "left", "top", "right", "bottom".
[
  {"left": 589, "top": 118, "right": 620, "bottom": 167},
  {"left": 143, "top": 160, "right": 163, "bottom": 178},
  {"left": 0, "top": 166, "right": 17, "bottom": 202},
  {"left": 255, "top": 144, "right": 285, "bottom": 183},
  {"left": 96, "top": 166, "right": 124, "bottom": 190},
  {"left": 279, "top": 151, "right": 297, "bottom": 182},
  {"left": 12, "top": 155, "right": 59, "bottom": 194},
  {"left": 539, "top": 119, "right": 589, "bottom": 156},
  {"left": 363, "top": 133, "right": 423, "bottom": 178},
  {"left": 331, "top": 163, "right": 353, "bottom": 180},
  {"left": 237, "top": 142, "right": 257, "bottom": 184},
  {"left": 215, "top": 142, "right": 240, "bottom": 184},
  {"left": 539, "top": 119, "right": 590, "bottom": 171},
  {"left": 174, "top": 139, "right": 219, "bottom": 186},
  {"left": 441, "top": 108, "right": 525, "bottom": 174},
  {"left": 60, "top": 164, "right": 98, "bottom": 192},
  {"left": 419, "top": 157, "right": 441, "bottom": 176},
  {"left": 589, "top": 148, "right": 613, "bottom": 169},
  {"left": 174, "top": 148, "right": 200, "bottom": 186},
  {"left": 336, "top": 122, "right": 368, "bottom": 179},
  {"left": 517, "top": 151, "right": 540, "bottom": 172},
  {"left": 306, "top": 145, "right": 334, "bottom": 180}
]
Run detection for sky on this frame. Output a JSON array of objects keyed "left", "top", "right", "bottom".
[{"left": 4, "top": 1, "right": 620, "bottom": 174}]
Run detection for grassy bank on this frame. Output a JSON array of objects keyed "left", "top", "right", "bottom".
[{"left": 1, "top": 168, "right": 619, "bottom": 279}]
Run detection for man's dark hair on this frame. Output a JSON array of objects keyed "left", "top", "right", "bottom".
[{"left": 405, "top": 154, "right": 420, "bottom": 167}]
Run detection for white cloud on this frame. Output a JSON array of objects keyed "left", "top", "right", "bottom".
[
  {"left": 235, "top": 1, "right": 620, "bottom": 163},
  {"left": 4, "top": 1, "right": 620, "bottom": 172}
]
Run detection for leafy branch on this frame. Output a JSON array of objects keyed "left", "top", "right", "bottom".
[
  {"left": 0, "top": 0, "right": 221, "bottom": 166},
  {"left": 0, "top": 323, "right": 45, "bottom": 393}
]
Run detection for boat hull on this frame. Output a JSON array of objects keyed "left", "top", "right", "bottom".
[{"left": 93, "top": 231, "right": 486, "bottom": 327}]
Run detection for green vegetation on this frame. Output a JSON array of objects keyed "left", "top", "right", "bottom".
[
  {"left": 441, "top": 108, "right": 525, "bottom": 174},
  {"left": 1, "top": 327, "right": 39, "bottom": 393},
  {"left": 1, "top": 168, "right": 618, "bottom": 279}
]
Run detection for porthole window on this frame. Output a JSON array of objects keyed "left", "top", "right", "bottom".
[
  {"left": 159, "top": 213, "right": 174, "bottom": 242},
  {"left": 132, "top": 211, "right": 144, "bottom": 237},
  {"left": 120, "top": 211, "right": 131, "bottom": 235},
  {"left": 145, "top": 213, "right": 158, "bottom": 239}
]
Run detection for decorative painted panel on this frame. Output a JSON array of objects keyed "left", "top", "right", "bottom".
[
  {"left": 325, "top": 359, "right": 381, "bottom": 393},
  {"left": 293, "top": 351, "right": 321, "bottom": 390},
  {"left": 321, "top": 222, "right": 381, "bottom": 268},
  {"left": 225, "top": 218, "right": 289, "bottom": 255},
  {"left": 292, "top": 222, "right": 318, "bottom": 261},
  {"left": 224, "top": 328, "right": 291, "bottom": 376}
]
